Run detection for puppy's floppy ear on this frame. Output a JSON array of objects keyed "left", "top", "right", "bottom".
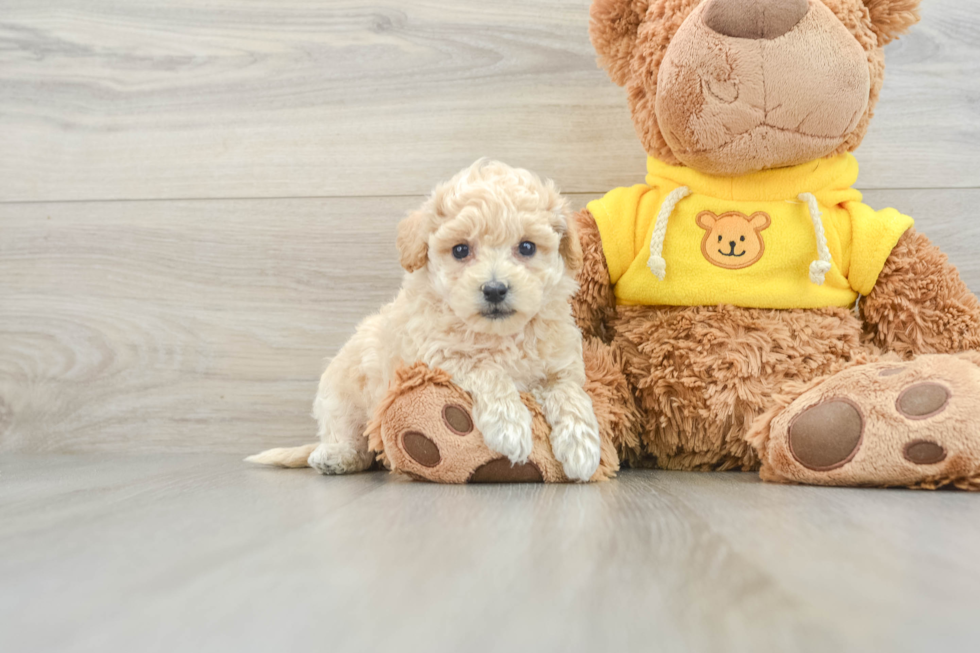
[
  {"left": 863, "top": 0, "right": 921, "bottom": 45},
  {"left": 396, "top": 210, "right": 433, "bottom": 273},
  {"left": 554, "top": 208, "right": 584, "bottom": 274},
  {"left": 590, "top": 0, "right": 649, "bottom": 87}
]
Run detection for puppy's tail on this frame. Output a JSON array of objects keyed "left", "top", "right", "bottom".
[{"left": 244, "top": 444, "right": 318, "bottom": 468}]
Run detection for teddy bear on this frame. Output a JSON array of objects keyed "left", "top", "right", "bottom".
[{"left": 371, "top": 0, "right": 980, "bottom": 488}]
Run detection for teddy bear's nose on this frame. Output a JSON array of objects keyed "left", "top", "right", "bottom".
[{"left": 703, "top": 0, "right": 809, "bottom": 40}]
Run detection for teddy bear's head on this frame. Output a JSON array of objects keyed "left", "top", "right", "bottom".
[{"left": 590, "top": 0, "right": 921, "bottom": 175}]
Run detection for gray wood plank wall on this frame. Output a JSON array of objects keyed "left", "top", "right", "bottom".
[{"left": 2, "top": 0, "right": 979, "bottom": 453}]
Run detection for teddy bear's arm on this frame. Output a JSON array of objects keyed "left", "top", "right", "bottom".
[
  {"left": 861, "top": 228, "right": 980, "bottom": 357},
  {"left": 571, "top": 209, "right": 617, "bottom": 342}
]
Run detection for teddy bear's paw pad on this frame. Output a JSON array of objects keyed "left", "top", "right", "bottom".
[
  {"left": 763, "top": 354, "right": 980, "bottom": 490},
  {"left": 789, "top": 399, "right": 863, "bottom": 471},
  {"left": 375, "top": 367, "right": 585, "bottom": 483},
  {"left": 468, "top": 458, "right": 544, "bottom": 484}
]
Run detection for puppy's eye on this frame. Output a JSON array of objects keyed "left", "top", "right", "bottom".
[
  {"left": 740, "top": 236, "right": 746, "bottom": 242},
  {"left": 452, "top": 244, "right": 470, "bottom": 260},
  {"left": 518, "top": 241, "right": 536, "bottom": 257}
]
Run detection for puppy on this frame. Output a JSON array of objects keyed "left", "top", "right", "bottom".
[{"left": 247, "top": 160, "right": 602, "bottom": 481}]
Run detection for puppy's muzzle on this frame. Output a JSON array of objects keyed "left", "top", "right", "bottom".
[{"left": 481, "top": 281, "right": 509, "bottom": 305}]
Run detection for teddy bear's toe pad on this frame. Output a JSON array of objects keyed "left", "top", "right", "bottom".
[
  {"left": 442, "top": 405, "right": 473, "bottom": 434},
  {"left": 401, "top": 431, "right": 442, "bottom": 467},
  {"left": 763, "top": 354, "right": 980, "bottom": 489},
  {"left": 789, "top": 399, "right": 863, "bottom": 471},
  {"left": 904, "top": 440, "right": 947, "bottom": 465},
  {"left": 897, "top": 383, "right": 950, "bottom": 419}
]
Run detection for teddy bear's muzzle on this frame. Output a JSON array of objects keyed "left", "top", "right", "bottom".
[{"left": 655, "top": 0, "right": 871, "bottom": 176}]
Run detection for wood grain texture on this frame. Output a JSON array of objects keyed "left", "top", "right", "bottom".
[
  {"left": 0, "top": 0, "right": 978, "bottom": 203},
  {"left": 0, "top": 196, "right": 406, "bottom": 453},
  {"left": 2, "top": 456, "right": 980, "bottom": 653},
  {"left": 2, "top": 190, "right": 978, "bottom": 454}
]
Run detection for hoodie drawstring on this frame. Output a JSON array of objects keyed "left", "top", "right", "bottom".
[
  {"left": 799, "top": 192, "right": 833, "bottom": 285},
  {"left": 647, "top": 186, "right": 691, "bottom": 280}
]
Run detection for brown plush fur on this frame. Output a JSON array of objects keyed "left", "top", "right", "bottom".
[
  {"left": 610, "top": 304, "right": 878, "bottom": 470},
  {"left": 863, "top": 0, "right": 922, "bottom": 45},
  {"left": 582, "top": 336, "right": 645, "bottom": 459},
  {"left": 589, "top": 0, "right": 905, "bottom": 170},
  {"left": 861, "top": 228, "right": 980, "bottom": 358},
  {"left": 571, "top": 209, "right": 618, "bottom": 342}
]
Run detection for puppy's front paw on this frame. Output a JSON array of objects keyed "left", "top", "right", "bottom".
[
  {"left": 476, "top": 402, "right": 534, "bottom": 465},
  {"left": 550, "top": 415, "right": 602, "bottom": 482},
  {"left": 308, "top": 442, "right": 373, "bottom": 475}
]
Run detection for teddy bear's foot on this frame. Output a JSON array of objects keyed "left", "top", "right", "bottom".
[
  {"left": 365, "top": 362, "right": 618, "bottom": 483},
  {"left": 755, "top": 353, "right": 980, "bottom": 490}
]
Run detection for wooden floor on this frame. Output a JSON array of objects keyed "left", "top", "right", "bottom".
[
  {"left": 2, "top": 1, "right": 980, "bottom": 650},
  {"left": 3, "top": 455, "right": 980, "bottom": 653}
]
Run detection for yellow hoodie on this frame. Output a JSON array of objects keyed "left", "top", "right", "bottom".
[{"left": 586, "top": 154, "right": 913, "bottom": 309}]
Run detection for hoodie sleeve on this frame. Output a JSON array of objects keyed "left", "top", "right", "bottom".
[
  {"left": 586, "top": 184, "right": 652, "bottom": 285},
  {"left": 844, "top": 201, "right": 915, "bottom": 296}
]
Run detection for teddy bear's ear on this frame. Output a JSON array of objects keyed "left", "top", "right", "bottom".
[
  {"left": 396, "top": 209, "right": 434, "bottom": 273},
  {"left": 863, "top": 0, "right": 922, "bottom": 45},
  {"left": 590, "top": 0, "right": 650, "bottom": 87}
]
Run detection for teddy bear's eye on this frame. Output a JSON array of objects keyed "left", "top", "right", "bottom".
[
  {"left": 740, "top": 236, "right": 745, "bottom": 242},
  {"left": 718, "top": 235, "right": 722, "bottom": 242}
]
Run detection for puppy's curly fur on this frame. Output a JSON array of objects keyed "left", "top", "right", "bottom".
[{"left": 247, "top": 160, "right": 602, "bottom": 481}]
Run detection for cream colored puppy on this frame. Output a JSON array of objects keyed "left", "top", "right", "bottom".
[{"left": 247, "top": 160, "right": 601, "bottom": 481}]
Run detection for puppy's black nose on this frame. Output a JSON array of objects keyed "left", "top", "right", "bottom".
[{"left": 482, "top": 281, "right": 508, "bottom": 304}]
